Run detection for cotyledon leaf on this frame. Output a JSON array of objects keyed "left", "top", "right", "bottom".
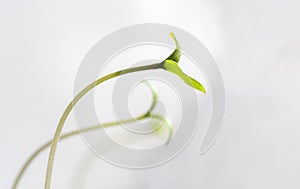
[
  {"left": 163, "top": 59, "right": 206, "bottom": 93},
  {"left": 165, "top": 32, "right": 181, "bottom": 63}
]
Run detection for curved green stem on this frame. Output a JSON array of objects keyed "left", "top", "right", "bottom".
[
  {"left": 11, "top": 118, "right": 133, "bottom": 189},
  {"left": 44, "top": 63, "right": 162, "bottom": 189},
  {"left": 151, "top": 115, "right": 173, "bottom": 143},
  {"left": 12, "top": 114, "right": 169, "bottom": 189},
  {"left": 11, "top": 80, "right": 160, "bottom": 189}
]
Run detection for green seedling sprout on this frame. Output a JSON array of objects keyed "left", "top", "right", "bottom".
[
  {"left": 11, "top": 33, "right": 206, "bottom": 189},
  {"left": 162, "top": 32, "right": 206, "bottom": 93}
]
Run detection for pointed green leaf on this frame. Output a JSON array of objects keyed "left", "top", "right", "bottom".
[
  {"left": 165, "top": 32, "right": 181, "bottom": 63},
  {"left": 163, "top": 60, "right": 206, "bottom": 93}
]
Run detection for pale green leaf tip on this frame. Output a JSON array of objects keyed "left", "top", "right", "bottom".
[
  {"left": 186, "top": 77, "right": 206, "bottom": 94},
  {"left": 164, "top": 32, "right": 181, "bottom": 63},
  {"left": 170, "top": 32, "right": 175, "bottom": 37},
  {"left": 169, "top": 32, "right": 180, "bottom": 50},
  {"left": 195, "top": 81, "right": 206, "bottom": 94}
]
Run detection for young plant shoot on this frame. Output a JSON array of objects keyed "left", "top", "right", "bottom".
[{"left": 12, "top": 33, "right": 205, "bottom": 189}]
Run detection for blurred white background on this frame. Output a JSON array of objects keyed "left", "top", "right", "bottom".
[{"left": 1, "top": 0, "right": 300, "bottom": 188}]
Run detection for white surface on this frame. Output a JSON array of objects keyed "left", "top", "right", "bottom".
[{"left": 1, "top": 0, "right": 300, "bottom": 188}]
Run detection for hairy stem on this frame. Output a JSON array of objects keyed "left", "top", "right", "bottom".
[{"left": 45, "top": 63, "right": 162, "bottom": 189}]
